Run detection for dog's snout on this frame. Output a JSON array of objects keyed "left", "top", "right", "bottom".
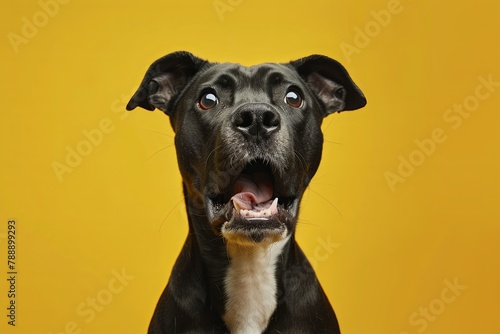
[{"left": 232, "top": 104, "right": 280, "bottom": 137}]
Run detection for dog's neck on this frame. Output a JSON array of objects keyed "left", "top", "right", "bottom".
[
  {"left": 185, "top": 195, "right": 291, "bottom": 332},
  {"left": 222, "top": 237, "right": 290, "bottom": 333}
]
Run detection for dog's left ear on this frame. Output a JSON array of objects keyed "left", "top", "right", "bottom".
[
  {"left": 291, "top": 55, "right": 366, "bottom": 115},
  {"left": 126, "top": 51, "right": 208, "bottom": 115}
]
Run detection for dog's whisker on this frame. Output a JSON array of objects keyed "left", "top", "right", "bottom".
[
  {"left": 139, "top": 127, "right": 174, "bottom": 138},
  {"left": 321, "top": 114, "right": 338, "bottom": 132},
  {"left": 323, "top": 138, "right": 343, "bottom": 145},
  {"left": 158, "top": 198, "right": 185, "bottom": 233},
  {"left": 307, "top": 187, "right": 345, "bottom": 222},
  {"left": 147, "top": 145, "right": 175, "bottom": 161},
  {"left": 293, "top": 150, "right": 307, "bottom": 171},
  {"left": 227, "top": 152, "right": 239, "bottom": 173},
  {"left": 295, "top": 218, "right": 323, "bottom": 229},
  {"left": 204, "top": 144, "right": 223, "bottom": 169}
]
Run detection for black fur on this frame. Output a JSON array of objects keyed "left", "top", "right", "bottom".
[{"left": 127, "top": 52, "right": 366, "bottom": 333}]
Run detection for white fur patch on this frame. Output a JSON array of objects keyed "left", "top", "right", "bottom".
[{"left": 223, "top": 236, "right": 289, "bottom": 333}]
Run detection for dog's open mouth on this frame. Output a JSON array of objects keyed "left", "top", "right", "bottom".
[
  {"left": 207, "top": 159, "right": 297, "bottom": 244},
  {"left": 231, "top": 162, "right": 278, "bottom": 219}
]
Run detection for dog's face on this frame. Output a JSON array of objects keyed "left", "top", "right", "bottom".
[{"left": 127, "top": 52, "right": 366, "bottom": 246}]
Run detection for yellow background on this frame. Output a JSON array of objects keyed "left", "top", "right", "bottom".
[{"left": 1, "top": 0, "right": 499, "bottom": 333}]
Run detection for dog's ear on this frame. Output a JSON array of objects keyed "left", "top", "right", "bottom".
[
  {"left": 291, "top": 55, "right": 366, "bottom": 115},
  {"left": 126, "top": 51, "right": 208, "bottom": 115}
]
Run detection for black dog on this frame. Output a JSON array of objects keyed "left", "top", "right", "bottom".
[{"left": 127, "top": 51, "right": 366, "bottom": 333}]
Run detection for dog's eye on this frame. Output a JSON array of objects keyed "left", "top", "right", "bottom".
[
  {"left": 199, "top": 92, "right": 219, "bottom": 110},
  {"left": 284, "top": 90, "right": 303, "bottom": 108}
]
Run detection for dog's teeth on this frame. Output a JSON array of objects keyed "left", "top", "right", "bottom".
[
  {"left": 233, "top": 200, "right": 242, "bottom": 212},
  {"left": 234, "top": 198, "right": 279, "bottom": 219},
  {"left": 270, "top": 198, "right": 278, "bottom": 214}
]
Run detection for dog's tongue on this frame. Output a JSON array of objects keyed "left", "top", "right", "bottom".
[{"left": 231, "top": 172, "right": 274, "bottom": 212}]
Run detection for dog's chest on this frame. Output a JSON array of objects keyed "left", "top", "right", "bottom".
[{"left": 222, "top": 238, "right": 289, "bottom": 333}]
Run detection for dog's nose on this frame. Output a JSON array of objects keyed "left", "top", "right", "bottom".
[{"left": 232, "top": 104, "right": 280, "bottom": 137}]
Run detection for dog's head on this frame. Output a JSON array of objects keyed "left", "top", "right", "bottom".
[{"left": 127, "top": 51, "right": 366, "bottom": 246}]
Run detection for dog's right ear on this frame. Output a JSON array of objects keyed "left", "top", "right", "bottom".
[{"left": 126, "top": 51, "right": 208, "bottom": 115}]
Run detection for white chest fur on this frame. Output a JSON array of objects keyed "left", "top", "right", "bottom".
[{"left": 223, "top": 237, "right": 289, "bottom": 334}]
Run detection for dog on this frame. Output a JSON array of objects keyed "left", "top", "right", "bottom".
[{"left": 127, "top": 51, "right": 366, "bottom": 333}]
